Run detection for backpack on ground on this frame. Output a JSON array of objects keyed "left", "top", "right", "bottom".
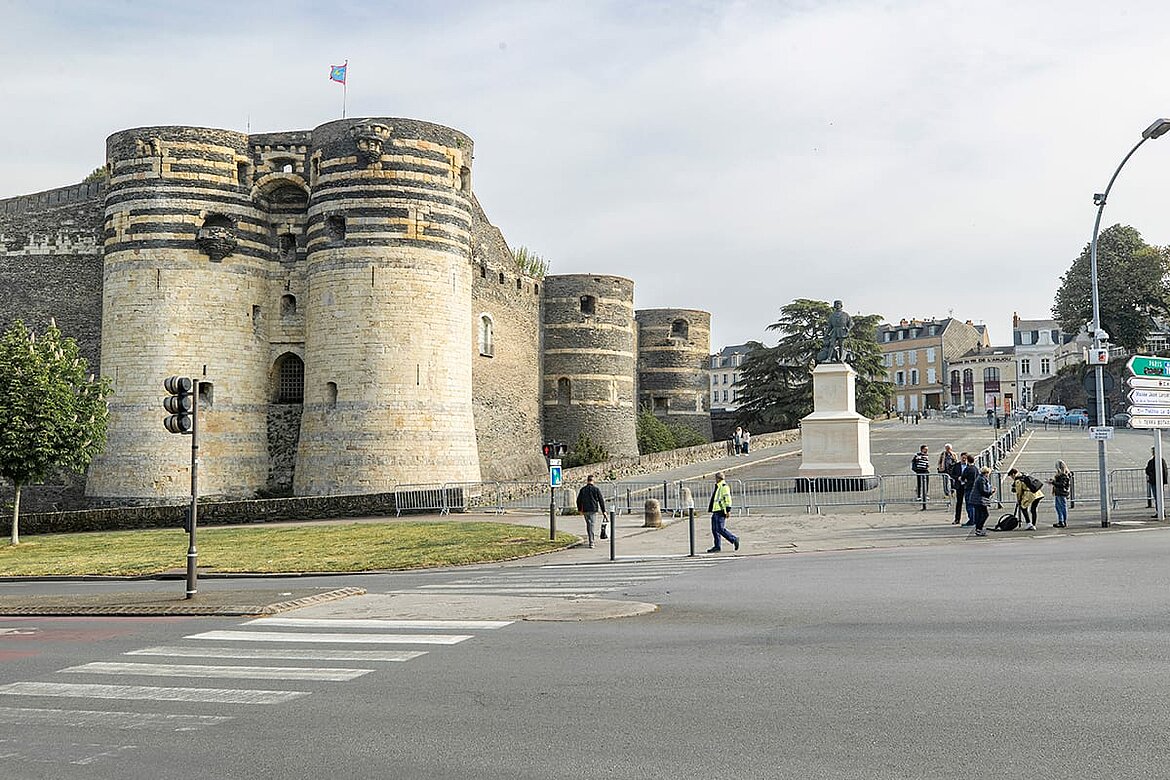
[
  {"left": 1022, "top": 474, "right": 1043, "bottom": 493},
  {"left": 994, "top": 513, "right": 1020, "bottom": 532}
]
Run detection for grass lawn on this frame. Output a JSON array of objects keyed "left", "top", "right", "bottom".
[{"left": 0, "top": 522, "right": 578, "bottom": 577}]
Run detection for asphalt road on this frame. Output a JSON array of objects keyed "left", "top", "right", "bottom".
[{"left": 6, "top": 529, "right": 1170, "bottom": 779}]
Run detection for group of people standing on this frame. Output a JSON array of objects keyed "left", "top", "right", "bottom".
[
  {"left": 732, "top": 427, "right": 752, "bottom": 456},
  {"left": 922, "top": 443, "right": 1072, "bottom": 536}
]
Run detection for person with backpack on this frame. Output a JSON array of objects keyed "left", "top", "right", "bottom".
[
  {"left": 575, "top": 474, "right": 607, "bottom": 548},
  {"left": 971, "top": 466, "right": 996, "bottom": 537},
  {"left": 1048, "top": 460, "right": 1072, "bottom": 528},
  {"left": 1007, "top": 468, "right": 1044, "bottom": 531},
  {"left": 706, "top": 472, "right": 738, "bottom": 553},
  {"left": 911, "top": 445, "right": 931, "bottom": 504}
]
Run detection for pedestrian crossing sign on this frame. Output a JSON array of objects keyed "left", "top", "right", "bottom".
[{"left": 549, "top": 465, "right": 563, "bottom": 487}]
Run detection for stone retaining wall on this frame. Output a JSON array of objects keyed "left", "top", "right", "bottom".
[{"left": 2, "top": 492, "right": 397, "bottom": 537}]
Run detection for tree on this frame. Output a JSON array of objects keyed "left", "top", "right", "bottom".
[
  {"left": 563, "top": 431, "right": 609, "bottom": 468},
  {"left": 512, "top": 246, "right": 549, "bottom": 279},
  {"left": 82, "top": 166, "right": 107, "bottom": 184},
  {"left": 0, "top": 321, "right": 111, "bottom": 544},
  {"left": 734, "top": 299, "right": 891, "bottom": 431},
  {"left": 1052, "top": 224, "right": 1170, "bottom": 352}
]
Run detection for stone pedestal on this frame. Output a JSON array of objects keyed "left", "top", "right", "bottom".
[{"left": 798, "top": 363, "right": 875, "bottom": 481}]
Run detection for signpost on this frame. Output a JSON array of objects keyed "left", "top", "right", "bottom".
[
  {"left": 1089, "top": 426, "right": 1114, "bottom": 441},
  {"left": 1127, "top": 356, "right": 1168, "bottom": 520},
  {"left": 549, "top": 459, "right": 563, "bottom": 488}
]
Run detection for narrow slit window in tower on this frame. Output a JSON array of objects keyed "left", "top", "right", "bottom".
[
  {"left": 237, "top": 162, "right": 249, "bottom": 186},
  {"left": 479, "top": 314, "right": 494, "bottom": 357},
  {"left": 198, "top": 382, "right": 214, "bottom": 410},
  {"left": 557, "top": 377, "right": 572, "bottom": 405},
  {"left": 516, "top": 278, "right": 523, "bottom": 291},
  {"left": 281, "top": 294, "right": 297, "bottom": 316},
  {"left": 498, "top": 272, "right": 505, "bottom": 285},
  {"left": 459, "top": 166, "right": 471, "bottom": 193},
  {"left": 653, "top": 396, "right": 669, "bottom": 411},
  {"left": 671, "top": 319, "right": 689, "bottom": 339},
  {"left": 580, "top": 295, "right": 596, "bottom": 315},
  {"left": 326, "top": 382, "right": 338, "bottom": 409}
]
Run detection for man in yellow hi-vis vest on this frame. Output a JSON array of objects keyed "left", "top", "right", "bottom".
[{"left": 706, "top": 472, "right": 739, "bottom": 553}]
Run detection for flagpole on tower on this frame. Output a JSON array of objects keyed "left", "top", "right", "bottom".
[{"left": 329, "top": 60, "right": 349, "bottom": 119}]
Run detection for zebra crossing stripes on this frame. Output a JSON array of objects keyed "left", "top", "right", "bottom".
[
  {"left": 0, "top": 681, "right": 307, "bottom": 705},
  {"left": 61, "top": 662, "right": 373, "bottom": 682},
  {"left": 183, "top": 629, "right": 472, "bottom": 645},
  {"left": 0, "top": 706, "right": 230, "bottom": 731},
  {"left": 126, "top": 646, "right": 426, "bottom": 662},
  {"left": 397, "top": 556, "right": 739, "bottom": 597},
  {"left": 244, "top": 617, "right": 513, "bottom": 630}
]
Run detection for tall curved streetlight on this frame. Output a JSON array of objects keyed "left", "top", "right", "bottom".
[{"left": 1088, "top": 117, "right": 1170, "bottom": 527}]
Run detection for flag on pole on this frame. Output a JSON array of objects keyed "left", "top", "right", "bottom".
[{"left": 329, "top": 62, "right": 347, "bottom": 84}]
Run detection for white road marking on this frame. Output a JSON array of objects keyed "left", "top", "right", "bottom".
[
  {"left": 0, "top": 682, "right": 306, "bottom": 705},
  {"left": 416, "top": 584, "right": 611, "bottom": 592},
  {"left": 127, "top": 646, "right": 426, "bottom": 662},
  {"left": 0, "top": 737, "right": 136, "bottom": 766},
  {"left": 185, "top": 630, "right": 471, "bottom": 645},
  {"left": 61, "top": 662, "right": 372, "bottom": 682},
  {"left": 0, "top": 705, "right": 230, "bottom": 731},
  {"left": 245, "top": 617, "right": 512, "bottom": 630}
]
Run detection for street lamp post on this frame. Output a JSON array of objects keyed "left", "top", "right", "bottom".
[{"left": 1088, "top": 118, "right": 1170, "bottom": 527}]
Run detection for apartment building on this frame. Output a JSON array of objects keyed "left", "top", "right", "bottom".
[
  {"left": 1012, "top": 314, "right": 1079, "bottom": 408},
  {"left": 709, "top": 343, "right": 752, "bottom": 411},
  {"left": 947, "top": 345, "right": 1018, "bottom": 414},
  {"left": 877, "top": 317, "right": 988, "bottom": 413}
]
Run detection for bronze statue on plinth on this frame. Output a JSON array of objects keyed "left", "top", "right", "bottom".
[{"left": 816, "top": 299, "right": 853, "bottom": 364}]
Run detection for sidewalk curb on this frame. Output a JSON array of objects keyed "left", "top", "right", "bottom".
[{"left": 0, "top": 586, "right": 367, "bottom": 617}]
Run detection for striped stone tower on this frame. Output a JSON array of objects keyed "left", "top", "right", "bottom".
[
  {"left": 542, "top": 274, "right": 639, "bottom": 458},
  {"left": 87, "top": 126, "right": 272, "bottom": 500},
  {"left": 294, "top": 118, "right": 481, "bottom": 494},
  {"left": 636, "top": 308, "right": 713, "bottom": 440}
]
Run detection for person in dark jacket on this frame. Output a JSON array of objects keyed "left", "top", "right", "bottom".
[
  {"left": 911, "top": 445, "right": 931, "bottom": 502},
  {"left": 971, "top": 466, "right": 996, "bottom": 537},
  {"left": 1048, "top": 460, "right": 1072, "bottom": 528},
  {"left": 950, "top": 451, "right": 969, "bottom": 524},
  {"left": 575, "top": 474, "right": 607, "bottom": 548},
  {"left": 1146, "top": 448, "right": 1169, "bottom": 512},
  {"left": 960, "top": 454, "right": 980, "bottom": 526}
]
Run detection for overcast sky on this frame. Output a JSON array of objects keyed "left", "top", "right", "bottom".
[{"left": 3, "top": 0, "right": 1170, "bottom": 349}]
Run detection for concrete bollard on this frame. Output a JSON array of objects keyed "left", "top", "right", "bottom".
[{"left": 643, "top": 498, "right": 662, "bottom": 528}]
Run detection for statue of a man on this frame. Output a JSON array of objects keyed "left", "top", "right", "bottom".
[{"left": 817, "top": 300, "right": 853, "bottom": 363}]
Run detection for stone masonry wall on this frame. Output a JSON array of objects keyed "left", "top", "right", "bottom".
[
  {"left": 542, "top": 274, "right": 639, "bottom": 458},
  {"left": 469, "top": 197, "right": 545, "bottom": 481},
  {"left": 636, "top": 308, "right": 713, "bottom": 440}
]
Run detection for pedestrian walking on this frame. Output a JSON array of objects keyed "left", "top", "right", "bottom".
[
  {"left": 1146, "top": 447, "right": 1168, "bottom": 512},
  {"left": 706, "top": 472, "right": 739, "bottom": 553},
  {"left": 971, "top": 466, "right": 996, "bottom": 537},
  {"left": 949, "top": 451, "right": 970, "bottom": 524},
  {"left": 733, "top": 426, "right": 743, "bottom": 456},
  {"left": 938, "top": 444, "right": 957, "bottom": 498},
  {"left": 1048, "top": 460, "right": 1071, "bottom": 528},
  {"left": 911, "top": 445, "right": 931, "bottom": 504},
  {"left": 741, "top": 429, "right": 751, "bottom": 455},
  {"left": 575, "top": 474, "right": 607, "bottom": 548},
  {"left": 1007, "top": 468, "right": 1044, "bottom": 531}
]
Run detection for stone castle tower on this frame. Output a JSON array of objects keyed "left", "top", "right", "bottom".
[
  {"left": 541, "top": 274, "right": 639, "bottom": 458},
  {"left": 0, "top": 115, "right": 709, "bottom": 508},
  {"left": 636, "top": 308, "right": 713, "bottom": 440}
]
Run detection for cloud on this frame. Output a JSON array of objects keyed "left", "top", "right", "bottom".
[{"left": 3, "top": 0, "right": 1170, "bottom": 348}]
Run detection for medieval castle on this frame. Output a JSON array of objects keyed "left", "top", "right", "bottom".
[{"left": 0, "top": 117, "right": 713, "bottom": 506}]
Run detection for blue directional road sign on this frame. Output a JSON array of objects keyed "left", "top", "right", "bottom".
[{"left": 549, "top": 465, "right": 563, "bottom": 488}]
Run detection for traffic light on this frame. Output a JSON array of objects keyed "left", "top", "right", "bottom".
[
  {"left": 541, "top": 441, "right": 569, "bottom": 459},
  {"left": 163, "top": 376, "right": 195, "bottom": 434}
]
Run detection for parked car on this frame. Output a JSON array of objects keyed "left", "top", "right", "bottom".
[
  {"left": 1028, "top": 404, "right": 1067, "bottom": 423},
  {"left": 1112, "top": 412, "right": 1132, "bottom": 429},
  {"left": 1063, "top": 409, "right": 1089, "bottom": 426}
]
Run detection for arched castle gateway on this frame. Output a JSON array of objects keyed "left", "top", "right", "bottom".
[{"left": 0, "top": 116, "right": 712, "bottom": 505}]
